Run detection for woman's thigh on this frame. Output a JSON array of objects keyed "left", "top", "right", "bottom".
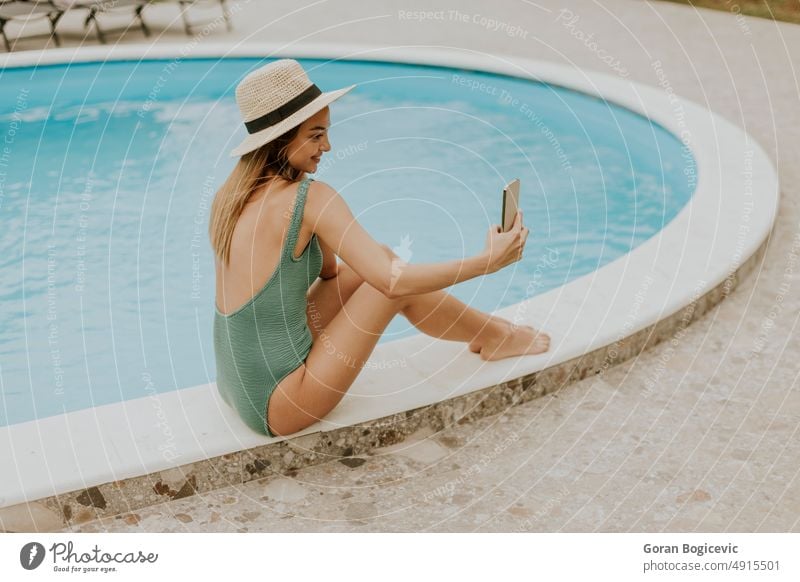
[
  {"left": 306, "top": 262, "right": 364, "bottom": 342},
  {"left": 268, "top": 282, "right": 404, "bottom": 437}
]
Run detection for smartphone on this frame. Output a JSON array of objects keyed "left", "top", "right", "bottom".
[{"left": 501, "top": 178, "right": 521, "bottom": 232}]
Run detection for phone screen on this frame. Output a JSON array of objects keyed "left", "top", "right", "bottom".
[{"left": 502, "top": 178, "right": 521, "bottom": 232}]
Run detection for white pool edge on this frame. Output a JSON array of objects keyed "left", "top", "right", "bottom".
[{"left": 0, "top": 42, "right": 779, "bottom": 509}]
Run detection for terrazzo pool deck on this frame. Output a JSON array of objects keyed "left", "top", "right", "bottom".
[{"left": 0, "top": 0, "right": 797, "bottom": 532}]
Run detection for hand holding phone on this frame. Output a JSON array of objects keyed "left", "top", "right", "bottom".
[{"left": 483, "top": 204, "right": 528, "bottom": 274}]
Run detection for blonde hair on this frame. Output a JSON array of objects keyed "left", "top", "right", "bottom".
[{"left": 209, "top": 125, "right": 302, "bottom": 266}]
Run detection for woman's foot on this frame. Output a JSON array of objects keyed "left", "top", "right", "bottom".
[{"left": 470, "top": 321, "right": 550, "bottom": 361}]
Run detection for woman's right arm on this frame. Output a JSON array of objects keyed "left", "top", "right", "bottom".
[{"left": 308, "top": 181, "right": 528, "bottom": 298}]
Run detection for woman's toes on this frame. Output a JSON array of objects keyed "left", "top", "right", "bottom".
[{"left": 516, "top": 325, "right": 550, "bottom": 356}]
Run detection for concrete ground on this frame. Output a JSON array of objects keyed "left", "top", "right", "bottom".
[{"left": 15, "top": 0, "right": 797, "bottom": 531}]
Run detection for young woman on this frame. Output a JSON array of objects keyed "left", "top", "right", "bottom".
[{"left": 209, "top": 59, "right": 550, "bottom": 439}]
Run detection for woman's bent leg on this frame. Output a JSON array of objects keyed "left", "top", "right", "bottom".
[
  {"left": 398, "top": 288, "right": 508, "bottom": 345},
  {"left": 268, "top": 285, "right": 552, "bottom": 436},
  {"left": 268, "top": 283, "right": 406, "bottom": 436},
  {"left": 400, "top": 289, "right": 551, "bottom": 361}
]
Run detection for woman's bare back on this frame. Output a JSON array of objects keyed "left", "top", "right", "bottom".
[{"left": 215, "top": 178, "right": 315, "bottom": 315}]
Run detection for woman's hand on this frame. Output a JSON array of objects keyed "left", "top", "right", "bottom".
[{"left": 482, "top": 210, "right": 528, "bottom": 274}]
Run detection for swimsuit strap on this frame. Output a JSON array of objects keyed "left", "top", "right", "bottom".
[{"left": 282, "top": 176, "right": 314, "bottom": 260}]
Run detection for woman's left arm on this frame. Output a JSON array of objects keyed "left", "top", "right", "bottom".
[{"left": 318, "top": 237, "right": 339, "bottom": 279}]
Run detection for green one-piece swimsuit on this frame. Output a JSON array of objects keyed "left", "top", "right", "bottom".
[{"left": 214, "top": 176, "right": 323, "bottom": 437}]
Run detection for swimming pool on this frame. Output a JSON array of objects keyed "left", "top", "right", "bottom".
[{"left": 0, "top": 57, "right": 696, "bottom": 428}]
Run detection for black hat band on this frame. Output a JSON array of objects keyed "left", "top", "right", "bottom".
[{"left": 244, "top": 84, "right": 323, "bottom": 134}]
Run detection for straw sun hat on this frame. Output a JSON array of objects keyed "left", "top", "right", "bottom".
[{"left": 229, "top": 59, "right": 356, "bottom": 158}]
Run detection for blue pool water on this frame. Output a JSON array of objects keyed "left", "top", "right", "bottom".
[{"left": 0, "top": 57, "right": 696, "bottom": 427}]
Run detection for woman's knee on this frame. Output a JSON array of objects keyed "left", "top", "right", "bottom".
[
  {"left": 359, "top": 277, "right": 405, "bottom": 309},
  {"left": 338, "top": 258, "right": 409, "bottom": 309}
]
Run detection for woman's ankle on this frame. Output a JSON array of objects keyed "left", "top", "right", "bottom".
[{"left": 477, "top": 318, "right": 511, "bottom": 346}]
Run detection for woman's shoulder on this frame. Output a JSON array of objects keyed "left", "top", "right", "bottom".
[
  {"left": 306, "top": 179, "right": 347, "bottom": 215},
  {"left": 306, "top": 178, "right": 339, "bottom": 199}
]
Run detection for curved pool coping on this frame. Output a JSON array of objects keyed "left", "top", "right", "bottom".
[{"left": 0, "top": 42, "right": 779, "bottom": 528}]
